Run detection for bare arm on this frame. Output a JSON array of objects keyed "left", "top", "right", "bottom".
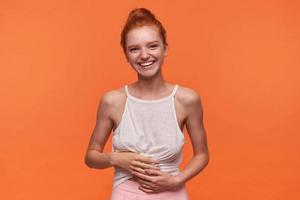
[
  {"left": 84, "top": 93, "right": 115, "bottom": 169},
  {"left": 177, "top": 91, "right": 210, "bottom": 184}
]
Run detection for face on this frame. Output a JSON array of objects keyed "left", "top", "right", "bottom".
[{"left": 125, "top": 25, "right": 167, "bottom": 78}]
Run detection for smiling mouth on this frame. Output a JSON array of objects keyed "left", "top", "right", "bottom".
[{"left": 138, "top": 61, "right": 156, "bottom": 68}]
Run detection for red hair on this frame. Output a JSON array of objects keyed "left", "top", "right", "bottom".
[{"left": 120, "top": 8, "right": 168, "bottom": 53}]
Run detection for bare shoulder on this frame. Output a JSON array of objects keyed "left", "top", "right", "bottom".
[
  {"left": 176, "top": 85, "right": 202, "bottom": 107},
  {"left": 98, "top": 86, "right": 127, "bottom": 115},
  {"left": 176, "top": 85, "right": 204, "bottom": 122},
  {"left": 101, "top": 87, "right": 125, "bottom": 105}
]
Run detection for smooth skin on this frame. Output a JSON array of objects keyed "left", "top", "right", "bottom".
[{"left": 84, "top": 25, "right": 209, "bottom": 193}]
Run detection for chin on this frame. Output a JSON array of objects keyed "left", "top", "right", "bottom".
[{"left": 137, "top": 68, "right": 161, "bottom": 78}]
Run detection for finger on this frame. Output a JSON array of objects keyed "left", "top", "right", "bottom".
[
  {"left": 145, "top": 169, "right": 164, "bottom": 176},
  {"left": 132, "top": 171, "right": 154, "bottom": 182},
  {"left": 132, "top": 160, "right": 160, "bottom": 170},
  {"left": 136, "top": 155, "right": 160, "bottom": 164},
  {"left": 130, "top": 165, "right": 145, "bottom": 174},
  {"left": 138, "top": 186, "right": 156, "bottom": 193},
  {"left": 136, "top": 178, "right": 155, "bottom": 188},
  {"left": 139, "top": 183, "right": 153, "bottom": 190}
]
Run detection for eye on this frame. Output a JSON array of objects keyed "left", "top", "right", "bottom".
[
  {"left": 149, "top": 44, "right": 159, "bottom": 49},
  {"left": 129, "top": 48, "right": 139, "bottom": 52}
]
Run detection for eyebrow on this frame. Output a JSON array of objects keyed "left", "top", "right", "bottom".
[{"left": 127, "top": 40, "right": 160, "bottom": 49}]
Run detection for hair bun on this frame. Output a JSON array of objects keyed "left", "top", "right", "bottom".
[
  {"left": 128, "top": 8, "right": 156, "bottom": 20},
  {"left": 120, "top": 7, "right": 167, "bottom": 53}
]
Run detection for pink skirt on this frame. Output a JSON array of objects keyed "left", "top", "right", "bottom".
[{"left": 110, "top": 179, "right": 190, "bottom": 200}]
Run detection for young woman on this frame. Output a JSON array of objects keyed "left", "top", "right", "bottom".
[{"left": 85, "top": 8, "right": 209, "bottom": 200}]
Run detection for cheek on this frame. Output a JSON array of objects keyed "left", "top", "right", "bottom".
[
  {"left": 125, "top": 54, "right": 136, "bottom": 63},
  {"left": 155, "top": 52, "right": 166, "bottom": 60},
  {"left": 154, "top": 49, "right": 166, "bottom": 57}
]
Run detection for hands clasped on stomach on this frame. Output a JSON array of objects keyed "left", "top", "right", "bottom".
[{"left": 111, "top": 151, "right": 183, "bottom": 193}]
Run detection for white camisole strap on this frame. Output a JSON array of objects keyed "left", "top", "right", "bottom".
[
  {"left": 171, "top": 84, "right": 179, "bottom": 97},
  {"left": 124, "top": 85, "right": 130, "bottom": 97},
  {"left": 124, "top": 84, "right": 178, "bottom": 98}
]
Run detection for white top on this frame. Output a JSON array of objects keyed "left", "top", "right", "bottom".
[{"left": 111, "top": 84, "right": 185, "bottom": 188}]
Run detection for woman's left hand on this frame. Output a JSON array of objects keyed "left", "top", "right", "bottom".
[{"left": 132, "top": 169, "right": 183, "bottom": 193}]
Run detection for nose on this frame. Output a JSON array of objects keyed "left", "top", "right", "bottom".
[{"left": 140, "top": 48, "right": 150, "bottom": 60}]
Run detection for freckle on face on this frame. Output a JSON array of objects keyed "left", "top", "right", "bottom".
[
  {"left": 126, "top": 26, "right": 164, "bottom": 50},
  {"left": 124, "top": 25, "right": 166, "bottom": 77}
]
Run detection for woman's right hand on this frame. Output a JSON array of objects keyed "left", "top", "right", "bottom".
[{"left": 110, "top": 151, "right": 160, "bottom": 174}]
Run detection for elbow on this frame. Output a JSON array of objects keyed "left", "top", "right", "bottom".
[
  {"left": 205, "top": 152, "right": 210, "bottom": 167},
  {"left": 196, "top": 152, "right": 210, "bottom": 166},
  {"left": 84, "top": 152, "right": 93, "bottom": 168},
  {"left": 84, "top": 155, "right": 90, "bottom": 168},
  {"left": 205, "top": 155, "right": 210, "bottom": 166},
  {"left": 204, "top": 151, "right": 210, "bottom": 164},
  {"left": 84, "top": 149, "right": 108, "bottom": 169}
]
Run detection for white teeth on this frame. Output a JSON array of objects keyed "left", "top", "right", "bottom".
[{"left": 139, "top": 61, "right": 155, "bottom": 67}]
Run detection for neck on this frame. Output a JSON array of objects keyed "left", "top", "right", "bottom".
[{"left": 134, "top": 70, "right": 167, "bottom": 94}]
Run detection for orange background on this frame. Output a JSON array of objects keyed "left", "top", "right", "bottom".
[{"left": 1, "top": 0, "right": 299, "bottom": 199}]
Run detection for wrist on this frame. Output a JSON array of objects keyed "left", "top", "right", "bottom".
[
  {"left": 109, "top": 152, "right": 118, "bottom": 167},
  {"left": 174, "top": 174, "right": 185, "bottom": 186}
]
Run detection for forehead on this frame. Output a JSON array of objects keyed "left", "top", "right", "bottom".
[{"left": 126, "top": 25, "right": 162, "bottom": 46}]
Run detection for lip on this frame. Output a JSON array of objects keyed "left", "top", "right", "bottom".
[
  {"left": 138, "top": 60, "right": 156, "bottom": 69},
  {"left": 138, "top": 60, "right": 156, "bottom": 66}
]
